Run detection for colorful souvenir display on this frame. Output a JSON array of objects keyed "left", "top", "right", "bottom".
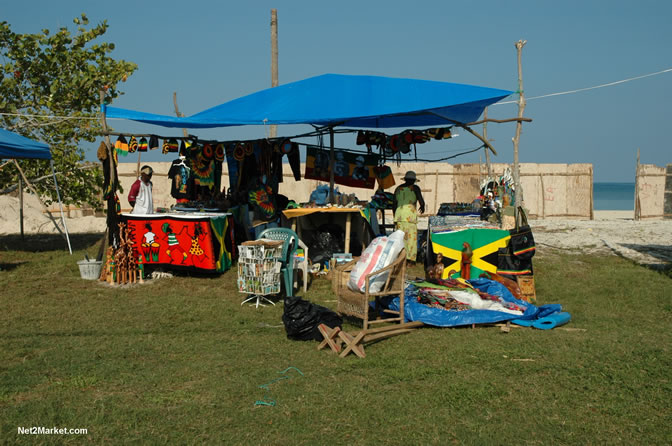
[
  {"left": 305, "top": 146, "right": 377, "bottom": 189},
  {"left": 124, "top": 214, "right": 234, "bottom": 273}
]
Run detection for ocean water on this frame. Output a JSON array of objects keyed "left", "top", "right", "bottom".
[{"left": 593, "top": 182, "right": 635, "bottom": 210}]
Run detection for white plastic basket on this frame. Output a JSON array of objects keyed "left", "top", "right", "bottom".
[{"left": 77, "top": 259, "right": 103, "bottom": 280}]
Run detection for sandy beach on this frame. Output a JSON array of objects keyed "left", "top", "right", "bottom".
[{"left": 1, "top": 194, "right": 670, "bottom": 269}]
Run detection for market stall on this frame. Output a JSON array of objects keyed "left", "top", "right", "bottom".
[
  {"left": 101, "top": 73, "right": 524, "bottom": 282},
  {"left": 122, "top": 212, "right": 234, "bottom": 273}
]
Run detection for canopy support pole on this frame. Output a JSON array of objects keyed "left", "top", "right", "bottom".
[
  {"left": 100, "top": 90, "right": 119, "bottom": 247},
  {"left": 270, "top": 9, "right": 279, "bottom": 139},
  {"left": 19, "top": 176, "right": 24, "bottom": 240},
  {"left": 329, "top": 127, "right": 335, "bottom": 203},
  {"left": 51, "top": 159, "right": 72, "bottom": 255},
  {"left": 483, "top": 107, "right": 492, "bottom": 177}
]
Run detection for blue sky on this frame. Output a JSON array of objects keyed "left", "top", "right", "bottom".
[{"left": 3, "top": 0, "right": 671, "bottom": 182}]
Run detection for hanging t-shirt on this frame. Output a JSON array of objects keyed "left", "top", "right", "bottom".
[{"left": 168, "top": 158, "right": 192, "bottom": 200}]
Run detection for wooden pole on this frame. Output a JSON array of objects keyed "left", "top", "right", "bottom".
[
  {"left": 18, "top": 176, "right": 24, "bottom": 240},
  {"left": 512, "top": 40, "right": 527, "bottom": 216},
  {"left": 589, "top": 164, "right": 594, "bottom": 220},
  {"left": 135, "top": 151, "right": 141, "bottom": 178},
  {"left": 329, "top": 127, "right": 335, "bottom": 203},
  {"left": 100, "top": 90, "right": 118, "bottom": 246},
  {"left": 270, "top": 9, "right": 279, "bottom": 139},
  {"left": 99, "top": 90, "right": 116, "bottom": 191},
  {"left": 634, "top": 148, "right": 641, "bottom": 220},
  {"left": 483, "top": 107, "right": 492, "bottom": 177},
  {"left": 479, "top": 154, "right": 482, "bottom": 186},
  {"left": 172, "top": 92, "right": 189, "bottom": 138}
]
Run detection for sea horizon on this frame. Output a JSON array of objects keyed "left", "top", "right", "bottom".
[{"left": 593, "top": 182, "right": 634, "bottom": 211}]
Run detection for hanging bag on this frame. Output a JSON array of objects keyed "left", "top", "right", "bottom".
[
  {"left": 508, "top": 207, "right": 535, "bottom": 260},
  {"left": 496, "top": 247, "right": 533, "bottom": 280}
]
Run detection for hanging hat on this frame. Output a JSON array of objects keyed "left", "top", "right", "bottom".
[
  {"left": 138, "top": 137, "right": 148, "bottom": 152},
  {"left": 162, "top": 138, "right": 179, "bottom": 154},
  {"left": 233, "top": 143, "right": 245, "bottom": 161},
  {"left": 149, "top": 135, "right": 160, "bottom": 150},
  {"left": 403, "top": 170, "right": 419, "bottom": 182},
  {"left": 179, "top": 140, "right": 187, "bottom": 156},
  {"left": 215, "top": 143, "right": 225, "bottom": 161},
  {"left": 244, "top": 141, "right": 254, "bottom": 156},
  {"left": 114, "top": 135, "right": 128, "bottom": 151},
  {"left": 388, "top": 134, "right": 400, "bottom": 153},
  {"left": 202, "top": 143, "right": 214, "bottom": 160},
  {"left": 128, "top": 136, "right": 138, "bottom": 153}
]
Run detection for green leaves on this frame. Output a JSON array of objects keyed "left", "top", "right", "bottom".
[{"left": 0, "top": 15, "right": 137, "bottom": 208}]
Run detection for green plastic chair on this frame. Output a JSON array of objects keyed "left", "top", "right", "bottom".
[{"left": 258, "top": 227, "right": 300, "bottom": 297}]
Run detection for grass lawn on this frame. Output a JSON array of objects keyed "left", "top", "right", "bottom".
[{"left": 1, "top": 233, "right": 671, "bottom": 445}]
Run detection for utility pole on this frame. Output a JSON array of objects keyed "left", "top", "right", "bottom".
[
  {"left": 512, "top": 40, "right": 527, "bottom": 217},
  {"left": 270, "top": 9, "right": 279, "bottom": 138}
]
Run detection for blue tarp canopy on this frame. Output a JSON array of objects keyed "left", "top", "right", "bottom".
[
  {"left": 103, "top": 74, "right": 512, "bottom": 129},
  {"left": 0, "top": 127, "right": 71, "bottom": 254},
  {"left": 0, "top": 128, "right": 51, "bottom": 160}
]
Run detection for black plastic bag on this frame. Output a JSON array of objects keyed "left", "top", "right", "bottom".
[{"left": 282, "top": 297, "right": 342, "bottom": 341}]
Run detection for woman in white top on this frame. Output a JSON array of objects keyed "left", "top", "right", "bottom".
[{"left": 129, "top": 165, "right": 154, "bottom": 214}]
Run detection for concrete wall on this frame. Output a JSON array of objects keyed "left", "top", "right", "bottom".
[{"left": 116, "top": 161, "right": 595, "bottom": 218}]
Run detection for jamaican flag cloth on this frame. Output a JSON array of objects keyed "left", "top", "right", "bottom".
[{"left": 430, "top": 228, "right": 510, "bottom": 280}]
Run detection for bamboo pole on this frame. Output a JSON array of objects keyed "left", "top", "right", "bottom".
[
  {"left": 634, "top": 148, "right": 641, "bottom": 220},
  {"left": 100, "top": 90, "right": 118, "bottom": 246},
  {"left": 172, "top": 92, "right": 189, "bottom": 138},
  {"left": 329, "top": 127, "right": 335, "bottom": 203},
  {"left": 589, "top": 164, "right": 594, "bottom": 220},
  {"left": 99, "top": 91, "right": 115, "bottom": 190},
  {"left": 135, "top": 151, "right": 141, "bottom": 178},
  {"left": 270, "top": 9, "right": 279, "bottom": 139},
  {"left": 483, "top": 107, "right": 492, "bottom": 177},
  {"left": 19, "top": 176, "right": 24, "bottom": 240},
  {"left": 512, "top": 39, "right": 527, "bottom": 216}
]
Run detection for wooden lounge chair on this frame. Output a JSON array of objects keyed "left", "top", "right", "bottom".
[{"left": 332, "top": 248, "right": 423, "bottom": 357}]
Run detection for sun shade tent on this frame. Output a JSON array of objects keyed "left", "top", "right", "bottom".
[
  {"left": 103, "top": 73, "right": 513, "bottom": 129},
  {"left": 103, "top": 73, "right": 513, "bottom": 201},
  {"left": 0, "top": 128, "right": 72, "bottom": 254}
]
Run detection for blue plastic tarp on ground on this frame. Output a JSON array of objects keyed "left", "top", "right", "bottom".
[
  {"left": 385, "top": 279, "right": 566, "bottom": 328},
  {"left": 103, "top": 73, "right": 512, "bottom": 129},
  {"left": 0, "top": 128, "right": 51, "bottom": 160}
]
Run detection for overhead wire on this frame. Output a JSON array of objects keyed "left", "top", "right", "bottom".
[
  {"left": 1, "top": 67, "right": 669, "bottom": 121},
  {"left": 494, "top": 67, "right": 672, "bottom": 105}
]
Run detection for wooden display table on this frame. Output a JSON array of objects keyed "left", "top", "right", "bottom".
[
  {"left": 122, "top": 212, "right": 234, "bottom": 273},
  {"left": 281, "top": 207, "right": 371, "bottom": 254}
]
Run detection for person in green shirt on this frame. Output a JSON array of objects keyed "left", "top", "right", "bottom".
[{"left": 393, "top": 171, "right": 425, "bottom": 264}]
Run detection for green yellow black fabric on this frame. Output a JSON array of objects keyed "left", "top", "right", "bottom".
[
  {"left": 209, "top": 215, "right": 231, "bottom": 272},
  {"left": 431, "top": 228, "right": 510, "bottom": 279}
]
